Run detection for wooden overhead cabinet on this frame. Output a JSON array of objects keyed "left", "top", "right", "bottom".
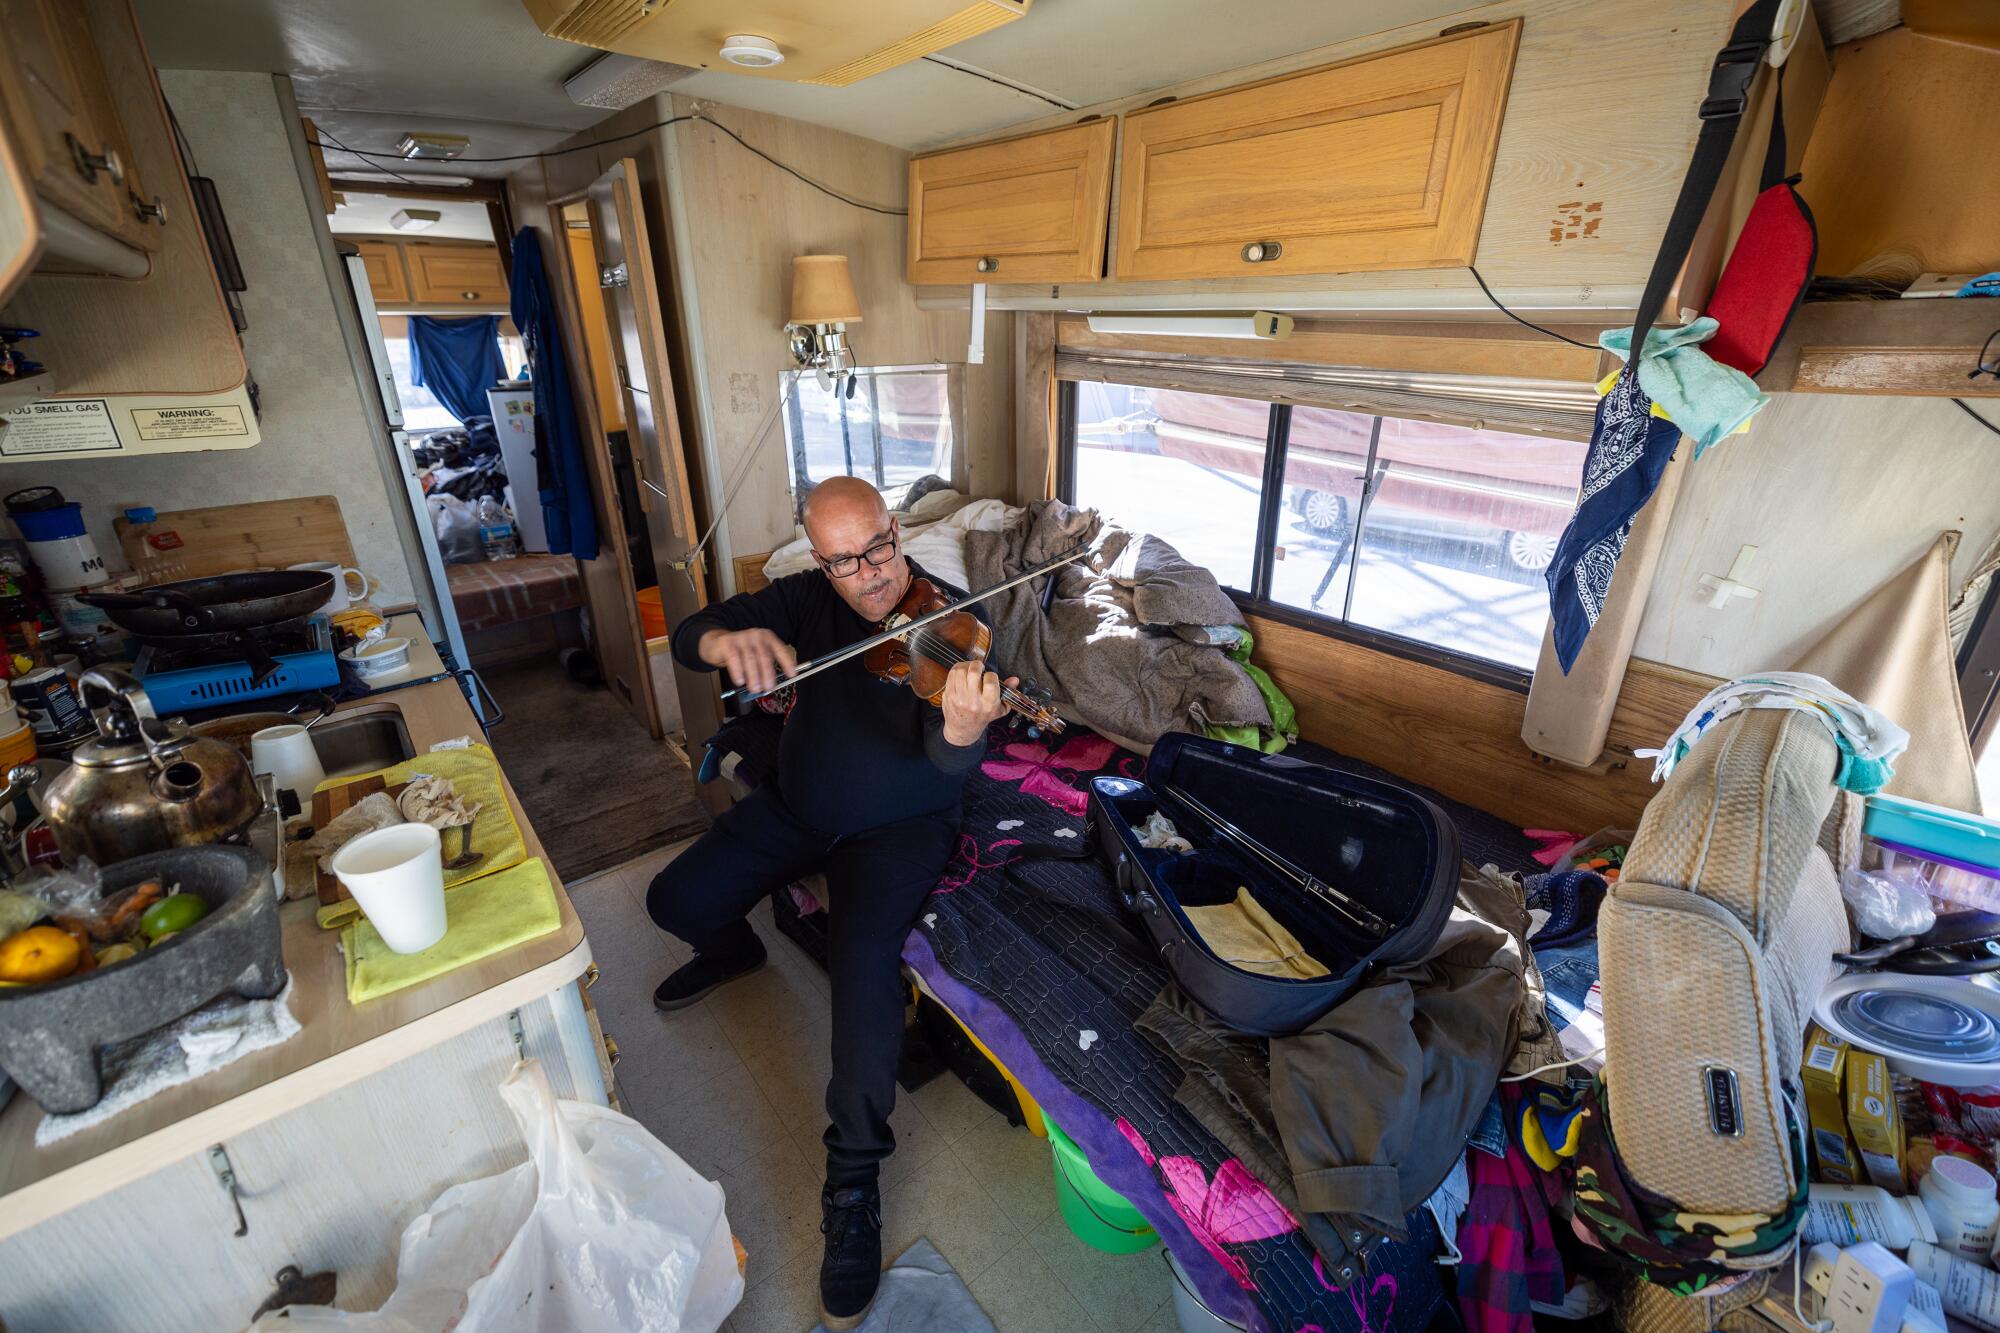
[
  {"left": 906, "top": 118, "right": 1115, "bottom": 285},
  {"left": 405, "top": 241, "right": 507, "bottom": 305},
  {"left": 1114, "top": 20, "right": 1520, "bottom": 282},
  {"left": 351, "top": 238, "right": 410, "bottom": 304}
]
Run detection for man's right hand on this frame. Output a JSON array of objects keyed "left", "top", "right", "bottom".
[{"left": 698, "top": 628, "right": 798, "bottom": 696}]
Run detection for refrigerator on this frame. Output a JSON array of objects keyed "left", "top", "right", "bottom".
[
  {"left": 485, "top": 384, "right": 550, "bottom": 553},
  {"left": 339, "top": 250, "right": 475, "bottom": 691}
]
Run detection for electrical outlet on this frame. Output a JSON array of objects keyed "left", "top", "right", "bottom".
[{"left": 1828, "top": 1242, "right": 1914, "bottom": 1333}]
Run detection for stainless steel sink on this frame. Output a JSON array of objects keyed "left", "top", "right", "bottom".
[{"left": 312, "top": 711, "right": 415, "bottom": 780}]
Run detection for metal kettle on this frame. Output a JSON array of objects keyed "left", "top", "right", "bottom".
[{"left": 40, "top": 668, "right": 265, "bottom": 865}]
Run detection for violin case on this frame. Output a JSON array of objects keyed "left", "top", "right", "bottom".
[{"left": 1089, "top": 734, "right": 1460, "bottom": 1036}]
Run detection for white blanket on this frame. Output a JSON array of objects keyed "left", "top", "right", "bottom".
[{"left": 762, "top": 492, "right": 1022, "bottom": 592}]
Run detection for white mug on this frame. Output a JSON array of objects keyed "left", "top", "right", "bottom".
[
  {"left": 331, "top": 823, "right": 447, "bottom": 954},
  {"left": 289, "top": 561, "right": 370, "bottom": 615},
  {"left": 250, "top": 723, "right": 326, "bottom": 805}
]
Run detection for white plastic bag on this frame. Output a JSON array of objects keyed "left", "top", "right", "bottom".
[
  {"left": 1841, "top": 864, "right": 1938, "bottom": 940},
  {"left": 253, "top": 1060, "right": 741, "bottom": 1332}
]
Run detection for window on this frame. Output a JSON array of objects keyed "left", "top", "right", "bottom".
[
  {"left": 782, "top": 364, "right": 954, "bottom": 503},
  {"left": 381, "top": 325, "right": 526, "bottom": 434},
  {"left": 1066, "top": 381, "right": 1590, "bottom": 673}
]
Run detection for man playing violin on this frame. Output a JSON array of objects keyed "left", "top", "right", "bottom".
[{"left": 648, "top": 476, "right": 1013, "bottom": 1330}]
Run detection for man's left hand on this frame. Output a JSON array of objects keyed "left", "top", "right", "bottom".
[{"left": 940, "top": 660, "right": 1016, "bottom": 746}]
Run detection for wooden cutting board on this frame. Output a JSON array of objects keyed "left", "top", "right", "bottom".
[
  {"left": 115, "top": 496, "right": 358, "bottom": 583},
  {"left": 311, "top": 773, "right": 410, "bottom": 909}
]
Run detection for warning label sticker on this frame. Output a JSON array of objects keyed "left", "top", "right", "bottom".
[
  {"left": 132, "top": 405, "right": 251, "bottom": 441},
  {"left": 0, "top": 399, "right": 123, "bottom": 456}
]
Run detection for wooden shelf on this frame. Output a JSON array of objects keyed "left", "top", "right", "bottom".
[{"left": 1758, "top": 299, "right": 2000, "bottom": 397}]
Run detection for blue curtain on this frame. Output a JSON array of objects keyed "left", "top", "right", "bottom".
[
  {"left": 407, "top": 315, "right": 507, "bottom": 424},
  {"left": 507, "top": 229, "right": 599, "bottom": 561}
]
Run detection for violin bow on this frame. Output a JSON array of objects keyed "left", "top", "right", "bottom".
[{"left": 721, "top": 543, "right": 1090, "bottom": 703}]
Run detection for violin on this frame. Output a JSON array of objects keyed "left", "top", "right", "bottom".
[{"left": 862, "top": 576, "right": 1064, "bottom": 735}]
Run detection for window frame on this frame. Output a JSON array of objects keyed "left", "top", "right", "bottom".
[
  {"left": 779, "top": 362, "right": 957, "bottom": 502},
  {"left": 1056, "top": 378, "right": 1540, "bottom": 691}
]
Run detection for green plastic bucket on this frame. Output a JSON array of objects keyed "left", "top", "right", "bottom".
[{"left": 1046, "top": 1116, "right": 1158, "bottom": 1254}]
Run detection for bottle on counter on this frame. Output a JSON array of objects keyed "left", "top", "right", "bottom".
[
  {"left": 1920, "top": 1155, "right": 2000, "bottom": 1265},
  {"left": 477, "top": 494, "right": 520, "bottom": 561},
  {"left": 1804, "top": 1182, "right": 1940, "bottom": 1250}
]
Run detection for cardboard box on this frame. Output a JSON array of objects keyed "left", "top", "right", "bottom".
[
  {"left": 1804, "top": 1024, "right": 1863, "bottom": 1185},
  {"left": 1848, "top": 1049, "right": 1906, "bottom": 1192}
]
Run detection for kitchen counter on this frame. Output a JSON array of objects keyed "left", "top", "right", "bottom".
[{"left": 0, "top": 616, "right": 592, "bottom": 1246}]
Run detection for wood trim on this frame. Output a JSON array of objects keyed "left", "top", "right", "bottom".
[
  {"left": 1055, "top": 314, "right": 1607, "bottom": 383},
  {"left": 301, "top": 116, "right": 336, "bottom": 214},
  {"left": 734, "top": 551, "right": 773, "bottom": 597},
  {"left": 1017, "top": 312, "right": 1057, "bottom": 503},
  {"left": 1759, "top": 300, "right": 2000, "bottom": 398},
  {"left": 1245, "top": 612, "right": 1716, "bottom": 833}
]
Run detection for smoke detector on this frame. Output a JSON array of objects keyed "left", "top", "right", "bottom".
[{"left": 719, "top": 35, "right": 784, "bottom": 67}]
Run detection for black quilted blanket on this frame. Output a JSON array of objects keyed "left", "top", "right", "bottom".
[{"left": 900, "top": 725, "right": 1539, "bottom": 1333}]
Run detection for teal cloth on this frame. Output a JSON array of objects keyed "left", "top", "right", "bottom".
[{"left": 1599, "top": 316, "right": 1769, "bottom": 457}]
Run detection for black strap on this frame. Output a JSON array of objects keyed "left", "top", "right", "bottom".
[
  {"left": 1624, "top": 0, "right": 1783, "bottom": 369},
  {"left": 1003, "top": 844, "right": 1155, "bottom": 952},
  {"left": 1760, "top": 62, "right": 1789, "bottom": 192}
]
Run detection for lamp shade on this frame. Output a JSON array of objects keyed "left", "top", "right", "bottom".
[{"left": 789, "top": 254, "right": 863, "bottom": 326}]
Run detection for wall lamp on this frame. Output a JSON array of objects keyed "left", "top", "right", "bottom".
[{"left": 786, "top": 254, "right": 863, "bottom": 391}]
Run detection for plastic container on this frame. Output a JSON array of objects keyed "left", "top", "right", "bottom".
[
  {"left": 477, "top": 495, "right": 519, "bottom": 561},
  {"left": 1163, "top": 1248, "right": 1245, "bottom": 1331},
  {"left": 1803, "top": 1182, "right": 1940, "bottom": 1249},
  {"left": 1921, "top": 1155, "right": 2000, "bottom": 1264},
  {"left": 0, "top": 717, "right": 37, "bottom": 770},
  {"left": 1868, "top": 796, "right": 2000, "bottom": 871},
  {"left": 1909, "top": 1241, "right": 2000, "bottom": 1330},
  {"left": 1877, "top": 842, "right": 2000, "bottom": 914},
  {"left": 1045, "top": 1116, "right": 1157, "bottom": 1254},
  {"left": 638, "top": 586, "right": 667, "bottom": 640}
]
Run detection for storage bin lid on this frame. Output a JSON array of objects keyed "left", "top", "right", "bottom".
[{"left": 1865, "top": 795, "right": 2000, "bottom": 871}]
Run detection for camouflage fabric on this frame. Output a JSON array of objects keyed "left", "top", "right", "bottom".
[{"left": 1518, "top": 1076, "right": 1806, "bottom": 1294}]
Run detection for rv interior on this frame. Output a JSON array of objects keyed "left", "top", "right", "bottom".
[{"left": 0, "top": 0, "right": 1998, "bottom": 1329}]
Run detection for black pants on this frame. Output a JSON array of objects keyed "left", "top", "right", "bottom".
[{"left": 644, "top": 787, "right": 957, "bottom": 1190}]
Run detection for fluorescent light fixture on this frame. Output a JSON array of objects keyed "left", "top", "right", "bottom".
[
  {"left": 720, "top": 34, "right": 785, "bottom": 67},
  {"left": 1086, "top": 311, "right": 1295, "bottom": 340},
  {"left": 390, "top": 208, "right": 442, "bottom": 232},
  {"left": 564, "top": 51, "right": 698, "bottom": 109},
  {"left": 339, "top": 170, "right": 475, "bottom": 188},
  {"left": 394, "top": 132, "right": 470, "bottom": 160}
]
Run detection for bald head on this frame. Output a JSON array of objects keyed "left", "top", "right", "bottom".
[
  {"left": 801, "top": 475, "right": 888, "bottom": 547},
  {"left": 803, "top": 477, "right": 909, "bottom": 621}
]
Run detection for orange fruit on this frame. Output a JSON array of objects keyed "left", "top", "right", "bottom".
[{"left": 0, "top": 925, "right": 83, "bottom": 985}]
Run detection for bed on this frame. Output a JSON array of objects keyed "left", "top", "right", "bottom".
[
  {"left": 444, "top": 552, "right": 584, "bottom": 633},
  {"left": 716, "top": 713, "right": 1540, "bottom": 1332}
]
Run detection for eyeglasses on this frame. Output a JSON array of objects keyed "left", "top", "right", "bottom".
[{"left": 815, "top": 530, "right": 898, "bottom": 579}]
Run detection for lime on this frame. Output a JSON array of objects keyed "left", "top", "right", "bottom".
[{"left": 139, "top": 893, "right": 208, "bottom": 941}]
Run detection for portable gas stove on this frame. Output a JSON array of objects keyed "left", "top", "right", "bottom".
[{"left": 133, "top": 615, "right": 342, "bottom": 712}]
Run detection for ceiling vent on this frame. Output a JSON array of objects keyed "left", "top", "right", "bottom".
[
  {"left": 521, "top": 0, "right": 1033, "bottom": 87},
  {"left": 564, "top": 51, "right": 700, "bottom": 108}
]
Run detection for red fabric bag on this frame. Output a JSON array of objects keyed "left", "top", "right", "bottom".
[{"left": 1703, "top": 79, "right": 1817, "bottom": 376}]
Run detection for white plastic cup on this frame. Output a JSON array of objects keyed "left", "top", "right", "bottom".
[
  {"left": 331, "top": 823, "right": 447, "bottom": 954},
  {"left": 249, "top": 723, "right": 326, "bottom": 804}
]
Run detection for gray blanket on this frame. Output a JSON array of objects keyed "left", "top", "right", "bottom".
[{"left": 964, "top": 499, "right": 1271, "bottom": 746}]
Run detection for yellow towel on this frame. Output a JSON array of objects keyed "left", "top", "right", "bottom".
[
  {"left": 1182, "top": 888, "right": 1330, "bottom": 981},
  {"left": 343, "top": 857, "right": 561, "bottom": 1003},
  {"left": 314, "top": 743, "right": 529, "bottom": 929}
]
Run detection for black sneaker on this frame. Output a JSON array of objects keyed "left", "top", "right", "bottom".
[
  {"left": 651, "top": 936, "right": 766, "bottom": 1011},
  {"left": 818, "top": 1184, "right": 882, "bottom": 1331}
]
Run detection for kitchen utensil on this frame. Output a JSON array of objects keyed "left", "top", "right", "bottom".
[
  {"left": 441, "top": 821, "right": 482, "bottom": 872},
  {"left": 287, "top": 561, "right": 369, "bottom": 615},
  {"left": 80, "top": 570, "right": 335, "bottom": 639},
  {"left": 113, "top": 496, "right": 357, "bottom": 585},
  {"left": 331, "top": 822, "right": 447, "bottom": 954},
  {"left": 1816, "top": 970, "right": 2000, "bottom": 1085},
  {"left": 134, "top": 617, "right": 340, "bottom": 709},
  {"left": 39, "top": 668, "right": 265, "bottom": 865},
  {"left": 250, "top": 723, "right": 326, "bottom": 806},
  {"left": 0, "top": 845, "right": 285, "bottom": 1114}
]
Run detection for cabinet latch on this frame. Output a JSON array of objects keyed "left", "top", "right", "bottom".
[{"left": 600, "top": 263, "right": 630, "bottom": 289}]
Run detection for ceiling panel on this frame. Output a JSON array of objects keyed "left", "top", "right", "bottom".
[{"left": 329, "top": 192, "right": 497, "bottom": 241}]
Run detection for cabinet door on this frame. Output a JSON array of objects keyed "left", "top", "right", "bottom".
[
  {"left": 907, "top": 119, "right": 1114, "bottom": 285},
  {"left": 0, "top": 0, "right": 122, "bottom": 231},
  {"left": 46, "top": 0, "right": 158, "bottom": 251},
  {"left": 352, "top": 239, "right": 410, "bottom": 304},
  {"left": 1115, "top": 21, "right": 1520, "bottom": 282},
  {"left": 406, "top": 242, "right": 507, "bottom": 304}
]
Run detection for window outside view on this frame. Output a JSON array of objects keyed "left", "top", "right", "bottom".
[
  {"left": 383, "top": 329, "right": 526, "bottom": 434},
  {"left": 782, "top": 365, "right": 954, "bottom": 501},
  {"left": 1069, "top": 382, "right": 1590, "bottom": 671}
]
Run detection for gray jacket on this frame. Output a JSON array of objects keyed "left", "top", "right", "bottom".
[{"left": 1138, "top": 862, "right": 1548, "bottom": 1283}]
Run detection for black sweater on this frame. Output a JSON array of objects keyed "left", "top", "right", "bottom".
[{"left": 672, "top": 560, "right": 987, "bottom": 835}]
